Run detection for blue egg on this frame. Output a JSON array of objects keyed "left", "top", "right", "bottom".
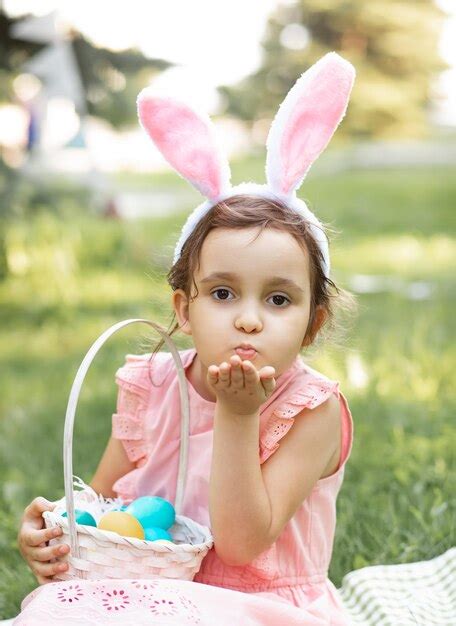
[
  {"left": 126, "top": 496, "right": 175, "bottom": 530},
  {"left": 62, "top": 509, "right": 97, "bottom": 527},
  {"left": 144, "top": 527, "right": 173, "bottom": 542}
]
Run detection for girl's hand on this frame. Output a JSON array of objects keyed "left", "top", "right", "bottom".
[
  {"left": 207, "top": 354, "right": 276, "bottom": 416},
  {"left": 17, "top": 497, "right": 70, "bottom": 585}
]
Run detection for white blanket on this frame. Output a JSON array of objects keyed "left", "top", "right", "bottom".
[{"left": 338, "top": 547, "right": 455, "bottom": 625}]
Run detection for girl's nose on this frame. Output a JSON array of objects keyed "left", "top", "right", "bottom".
[{"left": 234, "top": 309, "right": 263, "bottom": 333}]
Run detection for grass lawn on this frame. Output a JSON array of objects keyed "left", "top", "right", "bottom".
[{"left": 0, "top": 163, "right": 455, "bottom": 618}]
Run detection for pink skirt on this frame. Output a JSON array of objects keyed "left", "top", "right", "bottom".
[{"left": 14, "top": 577, "right": 349, "bottom": 625}]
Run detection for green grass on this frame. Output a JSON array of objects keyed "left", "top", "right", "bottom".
[{"left": 0, "top": 163, "right": 455, "bottom": 618}]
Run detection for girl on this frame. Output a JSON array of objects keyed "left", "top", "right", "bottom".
[{"left": 16, "top": 52, "right": 356, "bottom": 625}]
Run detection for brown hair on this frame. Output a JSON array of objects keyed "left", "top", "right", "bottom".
[{"left": 146, "top": 194, "right": 357, "bottom": 362}]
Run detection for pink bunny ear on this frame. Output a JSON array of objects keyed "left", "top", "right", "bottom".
[
  {"left": 266, "top": 52, "right": 355, "bottom": 197},
  {"left": 137, "top": 89, "right": 231, "bottom": 200}
]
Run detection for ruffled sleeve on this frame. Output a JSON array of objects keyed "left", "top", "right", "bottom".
[
  {"left": 111, "top": 354, "right": 152, "bottom": 466},
  {"left": 259, "top": 375, "right": 340, "bottom": 464}
]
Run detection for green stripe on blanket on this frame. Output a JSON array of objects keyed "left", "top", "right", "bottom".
[{"left": 337, "top": 547, "right": 455, "bottom": 626}]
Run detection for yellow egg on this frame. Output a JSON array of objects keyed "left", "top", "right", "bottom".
[{"left": 98, "top": 511, "right": 145, "bottom": 539}]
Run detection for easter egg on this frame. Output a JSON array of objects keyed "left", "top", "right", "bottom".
[
  {"left": 126, "top": 496, "right": 175, "bottom": 530},
  {"left": 62, "top": 509, "right": 96, "bottom": 527},
  {"left": 98, "top": 511, "right": 145, "bottom": 539},
  {"left": 144, "top": 527, "right": 173, "bottom": 542}
]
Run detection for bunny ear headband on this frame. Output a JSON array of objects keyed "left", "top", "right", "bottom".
[{"left": 137, "top": 51, "right": 356, "bottom": 278}]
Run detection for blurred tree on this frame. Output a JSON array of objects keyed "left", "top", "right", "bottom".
[
  {"left": 218, "top": 0, "right": 449, "bottom": 139},
  {"left": 71, "top": 33, "right": 171, "bottom": 128},
  {"left": 0, "top": 9, "right": 171, "bottom": 128},
  {"left": 0, "top": 10, "right": 43, "bottom": 100},
  {"left": 0, "top": 8, "right": 172, "bottom": 280}
]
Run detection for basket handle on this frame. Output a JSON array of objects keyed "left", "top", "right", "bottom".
[{"left": 63, "top": 319, "right": 190, "bottom": 571}]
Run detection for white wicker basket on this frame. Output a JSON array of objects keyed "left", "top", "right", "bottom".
[{"left": 42, "top": 318, "right": 214, "bottom": 582}]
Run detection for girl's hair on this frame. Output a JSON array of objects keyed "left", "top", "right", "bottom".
[{"left": 145, "top": 194, "right": 357, "bottom": 363}]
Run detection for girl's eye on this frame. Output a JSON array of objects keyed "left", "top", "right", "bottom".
[
  {"left": 268, "top": 294, "right": 291, "bottom": 307},
  {"left": 210, "top": 289, "right": 290, "bottom": 306},
  {"left": 211, "top": 288, "right": 233, "bottom": 301}
]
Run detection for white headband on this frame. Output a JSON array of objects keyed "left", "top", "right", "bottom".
[{"left": 137, "top": 52, "right": 356, "bottom": 279}]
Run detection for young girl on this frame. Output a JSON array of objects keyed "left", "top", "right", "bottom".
[{"left": 16, "top": 52, "right": 356, "bottom": 625}]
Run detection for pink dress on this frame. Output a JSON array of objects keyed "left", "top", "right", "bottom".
[{"left": 15, "top": 348, "right": 354, "bottom": 626}]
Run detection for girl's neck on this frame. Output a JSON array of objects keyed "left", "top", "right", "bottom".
[{"left": 186, "top": 353, "right": 217, "bottom": 403}]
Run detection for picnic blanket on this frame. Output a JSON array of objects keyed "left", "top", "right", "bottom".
[
  {"left": 338, "top": 547, "right": 455, "bottom": 625},
  {"left": 2, "top": 547, "right": 454, "bottom": 625}
]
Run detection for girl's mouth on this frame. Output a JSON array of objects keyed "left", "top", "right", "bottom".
[{"left": 234, "top": 348, "right": 258, "bottom": 360}]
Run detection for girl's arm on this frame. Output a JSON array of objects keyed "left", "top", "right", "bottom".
[
  {"left": 89, "top": 436, "right": 136, "bottom": 498},
  {"left": 209, "top": 393, "right": 341, "bottom": 567}
]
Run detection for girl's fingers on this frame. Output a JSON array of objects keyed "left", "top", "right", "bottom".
[
  {"left": 259, "top": 366, "right": 276, "bottom": 378},
  {"left": 261, "top": 375, "right": 276, "bottom": 395},
  {"left": 241, "top": 360, "right": 255, "bottom": 372},
  {"left": 36, "top": 574, "right": 53, "bottom": 585},
  {"left": 30, "top": 542, "right": 70, "bottom": 562},
  {"left": 207, "top": 365, "right": 219, "bottom": 384},
  {"left": 34, "top": 560, "right": 68, "bottom": 578},
  {"left": 229, "top": 355, "right": 244, "bottom": 387},
  {"left": 24, "top": 525, "right": 62, "bottom": 547},
  {"left": 242, "top": 360, "right": 259, "bottom": 384},
  {"left": 210, "top": 360, "right": 276, "bottom": 397},
  {"left": 24, "top": 497, "right": 55, "bottom": 519},
  {"left": 218, "top": 362, "right": 231, "bottom": 385},
  {"left": 260, "top": 366, "right": 276, "bottom": 394}
]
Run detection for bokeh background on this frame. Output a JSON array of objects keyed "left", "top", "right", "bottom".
[{"left": 0, "top": 0, "right": 455, "bottom": 618}]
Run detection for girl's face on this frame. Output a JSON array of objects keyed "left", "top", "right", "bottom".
[{"left": 173, "top": 226, "right": 325, "bottom": 398}]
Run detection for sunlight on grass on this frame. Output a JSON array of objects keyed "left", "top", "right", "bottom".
[
  {"left": 332, "top": 234, "right": 455, "bottom": 278},
  {"left": 1, "top": 165, "right": 454, "bottom": 617}
]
